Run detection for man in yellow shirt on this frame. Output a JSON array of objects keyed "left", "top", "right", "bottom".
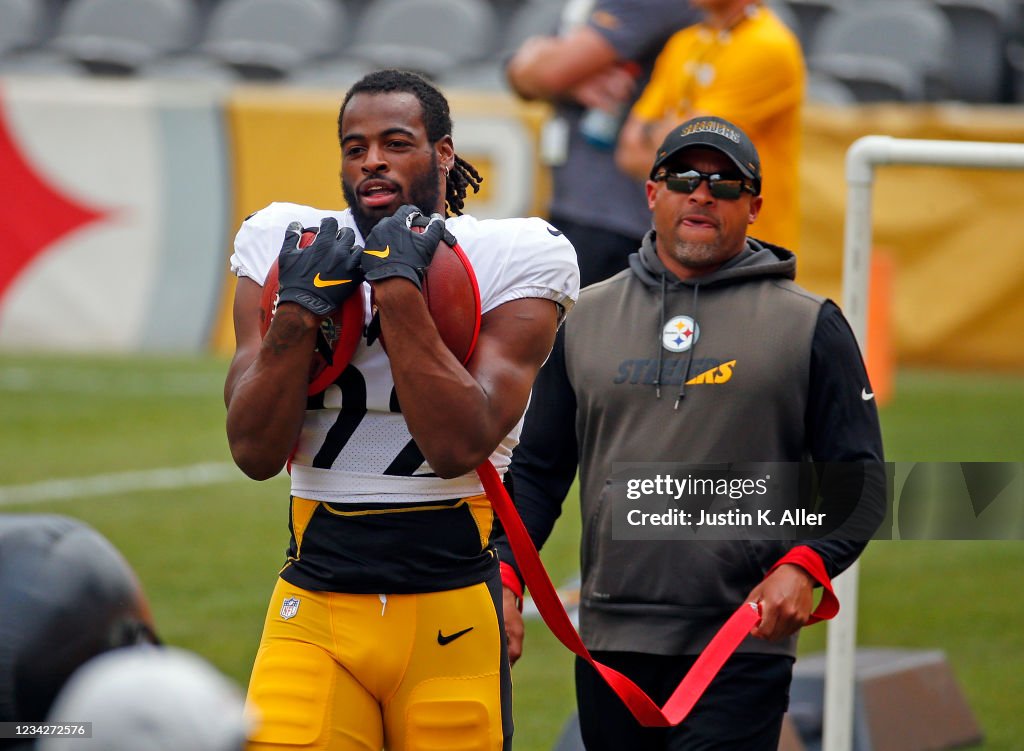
[{"left": 616, "top": 0, "right": 804, "bottom": 249}]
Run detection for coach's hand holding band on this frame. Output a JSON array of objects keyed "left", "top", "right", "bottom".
[
  {"left": 276, "top": 217, "right": 363, "bottom": 317},
  {"left": 360, "top": 204, "right": 446, "bottom": 290}
]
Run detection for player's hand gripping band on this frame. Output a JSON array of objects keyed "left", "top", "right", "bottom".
[
  {"left": 360, "top": 205, "right": 446, "bottom": 290},
  {"left": 277, "top": 217, "right": 363, "bottom": 317}
]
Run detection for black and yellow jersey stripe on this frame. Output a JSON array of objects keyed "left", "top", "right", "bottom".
[{"left": 280, "top": 493, "right": 498, "bottom": 593}]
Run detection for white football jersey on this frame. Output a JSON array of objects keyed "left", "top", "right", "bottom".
[{"left": 230, "top": 203, "right": 580, "bottom": 503}]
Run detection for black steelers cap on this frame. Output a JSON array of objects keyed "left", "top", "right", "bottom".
[{"left": 650, "top": 116, "right": 762, "bottom": 194}]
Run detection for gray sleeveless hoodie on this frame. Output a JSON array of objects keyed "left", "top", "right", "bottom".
[{"left": 563, "top": 231, "right": 825, "bottom": 656}]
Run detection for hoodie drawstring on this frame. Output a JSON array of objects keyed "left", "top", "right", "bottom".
[
  {"left": 674, "top": 283, "right": 700, "bottom": 410},
  {"left": 653, "top": 273, "right": 667, "bottom": 399}
]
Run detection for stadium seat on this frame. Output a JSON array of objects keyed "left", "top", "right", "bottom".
[
  {"left": 806, "top": 69, "right": 857, "bottom": 105},
  {"left": 810, "top": 54, "right": 926, "bottom": 102},
  {"left": 288, "top": 58, "right": 375, "bottom": 88},
  {"left": 1007, "top": 0, "right": 1024, "bottom": 99},
  {"left": 778, "top": 0, "right": 840, "bottom": 54},
  {"left": 500, "top": 0, "right": 566, "bottom": 51},
  {"left": 0, "top": 0, "right": 81, "bottom": 76},
  {"left": 437, "top": 0, "right": 564, "bottom": 90},
  {"left": 1013, "top": 0, "right": 1024, "bottom": 33},
  {"left": 809, "top": 1, "right": 955, "bottom": 101},
  {"left": 140, "top": 54, "right": 243, "bottom": 83},
  {"left": 0, "top": 0, "right": 48, "bottom": 56},
  {"left": 933, "top": 0, "right": 1015, "bottom": 102},
  {"left": 435, "top": 61, "right": 508, "bottom": 91},
  {"left": 50, "top": 0, "right": 200, "bottom": 75},
  {"left": 199, "top": 0, "right": 350, "bottom": 81},
  {"left": 344, "top": 0, "right": 499, "bottom": 80}
]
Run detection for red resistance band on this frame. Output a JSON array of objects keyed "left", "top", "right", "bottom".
[{"left": 477, "top": 462, "right": 839, "bottom": 727}]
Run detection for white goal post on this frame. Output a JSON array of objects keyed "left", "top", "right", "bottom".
[{"left": 826, "top": 135, "right": 1024, "bottom": 751}]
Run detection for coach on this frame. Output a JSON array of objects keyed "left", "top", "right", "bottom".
[{"left": 497, "top": 117, "right": 886, "bottom": 750}]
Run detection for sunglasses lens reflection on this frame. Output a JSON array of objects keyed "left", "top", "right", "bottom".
[{"left": 662, "top": 171, "right": 746, "bottom": 199}]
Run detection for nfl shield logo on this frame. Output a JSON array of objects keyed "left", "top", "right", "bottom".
[{"left": 280, "top": 597, "right": 300, "bottom": 620}]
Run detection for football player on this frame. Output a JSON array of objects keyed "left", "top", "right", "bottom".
[{"left": 224, "top": 69, "right": 580, "bottom": 751}]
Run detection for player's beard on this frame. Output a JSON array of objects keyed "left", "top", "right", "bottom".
[{"left": 343, "top": 153, "right": 443, "bottom": 239}]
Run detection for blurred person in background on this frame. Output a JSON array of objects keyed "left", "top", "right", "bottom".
[
  {"left": 0, "top": 514, "right": 159, "bottom": 750},
  {"left": 497, "top": 117, "right": 885, "bottom": 750},
  {"left": 506, "top": 0, "right": 699, "bottom": 287},
  {"left": 616, "top": 0, "right": 805, "bottom": 250},
  {"left": 1, "top": 516, "right": 247, "bottom": 750},
  {"left": 41, "top": 646, "right": 252, "bottom": 751}
]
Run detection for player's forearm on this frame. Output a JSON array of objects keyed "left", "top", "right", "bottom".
[
  {"left": 493, "top": 337, "right": 579, "bottom": 577},
  {"left": 372, "top": 279, "right": 499, "bottom": 478},
  {"left": 226, "top": 306, "right": 318, "bottom": 480}
]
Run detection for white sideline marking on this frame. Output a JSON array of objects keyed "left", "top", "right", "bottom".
[
  {"left": 0, "top": 462, "right": 261, "bottom": 506},
  {"left": 522, "top": 577, "right": 580, "bottom": 627},
  {"left": 0, "top": 365, "right": 225, "bottom": 396}
]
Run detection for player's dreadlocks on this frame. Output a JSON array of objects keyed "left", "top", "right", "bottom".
[{"left": 339, "top": 69, "right": 483, "bottom": 216}]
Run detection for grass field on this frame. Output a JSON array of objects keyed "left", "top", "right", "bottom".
[{"left": 1, "top": 355, "right": 1022, "bottom": 750}]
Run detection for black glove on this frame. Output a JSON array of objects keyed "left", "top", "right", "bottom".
[
  {"left": 409, "top": 211, "right": 458, "bottom": 248},
  {"left": 277, "top": 217, "right": 363, "bottom": 317},
  {"left": 360, "top": 205, "right": 446, "bottom": 290}
]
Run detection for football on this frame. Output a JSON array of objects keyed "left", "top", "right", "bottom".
[
  {"left": 420, "top": 232, "right": 481, "bottom": 364},
  {"left": 259, "top": 223, "right": 482, "bottom": 395},
  {"left": 369, "top": 222, "right": 481, "bottom": 365},
  {"left": 259, "top": 229, "right": 364, "bottom": 396}
]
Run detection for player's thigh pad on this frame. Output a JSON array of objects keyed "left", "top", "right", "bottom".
[
  {"left": 386, "top": 581, "right": 510, "bottom": 751},
  {"left": 403, "top": 678, "right": 498, "bottom": 751}
]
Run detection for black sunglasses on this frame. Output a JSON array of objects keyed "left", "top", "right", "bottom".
[{"left": 654, "top": 169, "right": 754, "bottom": 200}]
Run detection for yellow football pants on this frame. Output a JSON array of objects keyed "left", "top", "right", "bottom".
[{"left": 245, "top": 576, "right": 511, "bottom": 751}]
